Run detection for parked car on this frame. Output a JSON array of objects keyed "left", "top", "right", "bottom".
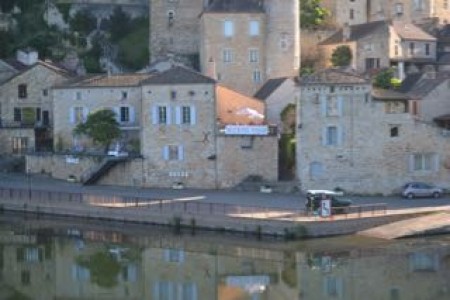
[
  {"left": 305, "top": 190, "right": 352, "bottom": 213},
  {"left": 402, "top": 182, "right": 443, "bottom": 199}
]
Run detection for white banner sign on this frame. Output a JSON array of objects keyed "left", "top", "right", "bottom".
[
  {"left": 224, "top": 125, "right": 269, "bottom": 136},
  {"left": 320, "top": 199, "right": 332, "bottom": 218}
]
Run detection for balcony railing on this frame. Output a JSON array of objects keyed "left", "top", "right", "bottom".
[{"left": 0, "top": 120, "right": 51, "bottom": 129}]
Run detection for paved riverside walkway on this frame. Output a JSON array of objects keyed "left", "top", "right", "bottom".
[{"left": 0, "top": 172, "right": 450, "bottom": 237}]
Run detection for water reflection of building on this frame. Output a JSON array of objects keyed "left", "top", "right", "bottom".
[{"left": 0, "top": 225, "right": 449, "bottom": 300}]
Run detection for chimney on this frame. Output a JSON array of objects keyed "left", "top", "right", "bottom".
[
  {"left": 16, "top": 48, "right": 38, "bottom": 66},
  {"left": 206, "top": 56, "right": 216, "bottom": 80},
  {"left": 342, "top": 23, "right": 351, "bottom": 41}
]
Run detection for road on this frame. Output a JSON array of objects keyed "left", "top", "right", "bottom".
[{"left": 0, "top": 172, "right": 449, "bottom": 211}]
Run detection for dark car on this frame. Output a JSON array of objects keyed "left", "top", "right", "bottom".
[{"left": 305, "top": 190, "right": 353, "bottom": 213}]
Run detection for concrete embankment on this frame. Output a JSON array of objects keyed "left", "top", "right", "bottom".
[
  {"left": 358, "top": 212, "right": 450, "bottom": 239},
  {"left": 0, "top": 199, "right": 440, "bottom": 239}
]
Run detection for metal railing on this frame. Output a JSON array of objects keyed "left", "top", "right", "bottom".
[{"left": 0, "top": 186, "right": 387, "bottom": 221}]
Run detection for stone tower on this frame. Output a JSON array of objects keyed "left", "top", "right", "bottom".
[
  {"left": 264, "top": 0, "right": 300, "bottom": 80},
  {"left": 149, "top": 0, "right": 206, "bottom": 63}
]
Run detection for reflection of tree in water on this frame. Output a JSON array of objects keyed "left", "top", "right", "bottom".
[
  {"left": 76, "top": 251, "right": 121, "bottom": 288},
  {"left": 281, "top": 251, "right": 297, "bottom": 288}
]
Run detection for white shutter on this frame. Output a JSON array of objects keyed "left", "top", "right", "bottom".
[
  {"left": 113, "top": 107, "right": 120, "bottom": 122},
  {"left": 433, "top": 154, "right": 440, "bottom": 172},
  {"left": 152, "top": 106, "right": 158, "bottom": 125},
  {"left": 338, "top": 126, "right": 343, "bottom": 146},
  {"left": 166, "top": 106, "right": 172, "bottom": 124},
  {"left": 338, "top": 96, "right": 344, "bottom": 116},
  {"left": 175, "top": 106, "right": 181, "bottom": 125},
  {"left": 190, "top": 106, "right": 196, "bottom": 125},
  {"left": 321, "top": 95, "right": 327, "bottom": 117},
  {"left": 82, "top": 107, "right": 89, "bottom": 122},
  {"left": 178, "top": 145, "right": 184, "bottom": 161},
  {"left": 70, "top": 107, "right": 75, "bottom": 124},
  {"left": 408, "top": 154, "right": 415, "bottom": 172},
  {"left": 163, "top": 146, "right": 169, "bottom": 160},
  {"left": 178, "top": 250, "right": 185, "bottom": 262},
  {"left": 130, "top": 107, "right": 135, "bottom": 123}
]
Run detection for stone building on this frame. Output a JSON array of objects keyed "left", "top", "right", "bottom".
[
  {"left": 151, "top": 0, "right": 300, "bottom": 96},
  {"left": 297, "top": 68, "right": 450, "bottom": 195},
  {"left": 324, "top": 0, "right": 450, "bottom": 27},
  {"left": 52, "top": 73, "right": 152, "bottom": 152},
  {"left": 319, "top": 21, "right": 437, "bottom": 79},
  {"left": 32, "top": 66, "right": 277, "bottom": 189},
  {"left": 0, "top": 49, "right": 71, "bottom": 155}
]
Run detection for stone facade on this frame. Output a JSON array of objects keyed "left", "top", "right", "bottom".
[
  {"left": 149, "top": 0, "right": 205, "bottom": 62},
  {"left": 52, "top": 74, "right": 150, "bottom": 152},
  {"left": 326, "top": 0, "right": 450, "bottom": 27},
  {"left": 297, "top": 69, "right": 450, "bottom": 195},
  {"left": 0, "top": 60, "right": 70, "bottom": 154}
]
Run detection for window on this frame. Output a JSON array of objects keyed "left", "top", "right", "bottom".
[
  {"left": 158, "top": 106, "right": 168, "bottom": 124},
  {"left": 122, "top": 91, "right": 128, "bottom": 99},
  {"left": 72, "top": 264, "right": 90, "bottom": 281},
  {"left": 18, "top": 84, "right": 27, "bottom": 98},
  {"left": 154, "top": 281, "right": 175, "bottom": 300},
  {"left": 222, "top": 49, "right": 233, "bottom": 63},
  {"left": 12, "top": 137, "right": 28, "bottom": 154},
  {"left": 395, "top": 3, "right": 403, "bottom": 15},
  {"left": 252, "top": 69, "right": 261, "bottom": 83},
  {"left": 75, "top": 91, "right": 82, "bottom": 100},
  {"left": 163, "top": 145, "right": 184, "bottom": 161},
  {"left": 224, "top": 20, "right": 234, "bottom": 37},
  {"left": 425, "top": 43, "right": 430, "bottom": 56},
  {"left": 42, "top": 89, "right": 48, "bottom": 96},
  {"left": 181, "top": 283, "right": 197, "bottom": 300},
  {"left": 249, "top": 49, "right": 259, "bottom": 63},
  {"left": 164, "top": 249, "right": 185, "bottom": 263},
  {"left": 394, "top": 45, "right": 399, "bottom": 56},
  {"left": 310, "top": 162, "right": 324, "bottom": 180},
  {"left": 120, "top": 106, "right": 129, "bottom": 122},
  {"left": 349, "top": 9, "right": 354, "bottom": 20},
  {"left": 326, "top": 96, "right": 340, "bottom": 116},
  {"left": 365, "top": 58, "right": 380, "bottom": 70},
  {"left": 249, "top": 20, "right": 260, "bottom": 36},
  {"left": 414, "top": 0, "right": 424, "bottom": 10},
  {"left": 412, "top": 153, "right": 436, "bottom": 171},
  {"left": 14, "top": 108, "right": 22, "bottom": 122},
  {"left": 167, "top": 10, "right": 175, "bottom": 25},
  {"left": 390, "top": 126, "right": 399, "bottom": 137},
  {"left": 73, "top": 107, "right": 85, "bottom": 124},
  {"left": 325, "top": 126, "right": 338, "bottom": 146},
  {"left": 323, "top": 276, "right": 343, "bottom": 297},
  {"left": 181, "top": 106, "right": 191, "bottom": 124},
  {"left": 409, "top": 253, "right": 438, "bottom": 271},
  {"left": 409, "top": 42, "right": 415, "bottom": 55},
  {"left": 122, "top": 264, "right": 138, "bottom": 282},
  {"left": 280, "top": 33, "right": 288, "bottom": 50}
]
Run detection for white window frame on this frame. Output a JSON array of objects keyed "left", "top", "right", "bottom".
[
  {"left": 323, "top": 125, "right": 343, "bottom": 146},
  {"left": 224, "top": 20, "right": 234, "bottom": 37},
  {"left": 163, "top": 145, "right": 184, "bottom": 161},
  {"left": 249, "top": 49, "right": 259, "bottom": 63},
  {"left": 252, "top": 69, "right": 261, "bottom": 83},
  {"left": 222, "top": 48, "right": 233, "bottom": 63},
  {"left": 410, "top": 153, "right": 438, "bottom": 172}
]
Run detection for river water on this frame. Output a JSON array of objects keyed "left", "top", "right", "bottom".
[{"left": 0, "top": 213, "right": 448, "bottom": 300}]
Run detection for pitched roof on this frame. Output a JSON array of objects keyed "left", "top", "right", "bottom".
[
  {"left": 55, "top": 73, "right": 153, "bottom": 88},
  {"left": 142, "top": 66, "right": 216, "bottom": 85},
  {"left": 254, "top": 77, "right": 288, "bottom": 100},
  {"left": 392, "top": 21, "right": 436, "bottom": 41},
  {"left": 216, "top": 85, "right": 265, "bottom": 125},
  {"left": 399, "top": 72, "right": 450, "bottom": 99},
  {"left": 319, "top": 21, "right": 386, "bottom": 45},
  {"left": 204, "top": 0, "right": 265, "bottom": 13},
  {"left": 299, "top": 68, "right": 369, "bottom": 85}
]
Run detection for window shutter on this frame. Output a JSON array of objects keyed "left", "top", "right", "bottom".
[
  {"left": 178, "top": 145, "right": 184, "bottom": 161},
  {"left": 338, "top": 126, "right": 344, "bottom": 145},
  {"left": 152, "top": 106, "right": 158, "bottom": 125},
  {"left": 113, "top": 107, "right": 120, "bottom": 122},
  {"left": 321, "top": 95, "right": 327, "bottom": 117},
  {"left": 322, "top": 127, "right": 327, "bottom": 146},
  {"left": 179, "top": 250, "right": 185, "bottom": 263},
  {"left": 338, "top": 96, "right": 344, "bottom": 116},
  {"left": 70, "top": 107, "right": 75, "bottom": 124},
  {"left": 166, "top": 106, "right": 172, "bottom": 125},
  {"left": 175, "top": 106, "right": 181, "bottom": 125},
  {"left": 130, "top": 107, "right": 135, "bottom": 123},
  {"left": 163, "top": 146, "right": 169, "bottom": 160},
  {"left": 152, "top": 282, "right": 160, "bottom": 299},
  {"left": 190, "top": 106, "right": 197, "bottom": 125},
  {"left": 163, "top": 249, "right": 170, "bottom": 261},
  {"left": 82, "top": 107, "right": 89, "bottom": 122},
  {"left": 433, "top": 154, "right": 440, "bottom": 171},
  {"left": 408, "top": 154, "right": 415, "bottom": 172},
  {"left": 192, "top": 283, "right": 198, "bottom": 300}
]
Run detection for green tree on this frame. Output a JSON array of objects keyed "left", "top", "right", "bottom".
[
  {"left": 331, "top": 45, "right": 352, "bottom": 67},
  {"left": 69, "top": 9, "right": 97, "bottom": 36},
  {"left": 373, "top": 68, "right": 394, "bottom": 89},
  {"left": 73, "top": 109, "right": 120, "bottom": 153},
  {"left": 77, "top": 251, "right": 121, "bottom": 288},
  {"left": 0, "top": 0, "right": 15, "bottom": 13},
  {"left": 108, "top": 6, "right": 131, "bottom": 42},
  {"left": 300, "top": 0, "right": 329, "bottom": 29}
]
